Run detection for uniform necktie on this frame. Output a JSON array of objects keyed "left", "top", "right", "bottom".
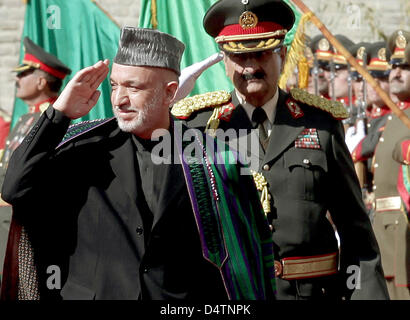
[{"left": 252, "top": 107, "right": 269, "bottom": 150}]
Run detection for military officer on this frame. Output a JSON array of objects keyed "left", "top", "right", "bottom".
[
  {"left": 0, "top": 37, "right": 71, "bottom": 285},
  {"left": 371, "top": 30, "right": 410, "bottom": 300},
  {"left": 172, "top": 0, "right": 389, "bottom": 300}
]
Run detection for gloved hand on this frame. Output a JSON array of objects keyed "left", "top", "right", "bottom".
[
  {"left": 345, "top": 119, "right": 366, "bottom": 153},
  {"left": 171, "top": 52, "right": 224, "bottom": 105}
]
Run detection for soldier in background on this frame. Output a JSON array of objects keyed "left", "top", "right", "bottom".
[
  {"left": 351, "top": 41, "right": 392, "bottom": 216},
  {"left": 371, "top": 30, "right": 410, "bottom": 300},
  {"left": 0, "top": 37, "right": 71, "bottom": 285},
  {"left": 324, "top": 35, "right": 355, "bottom": 106},
  {"left": 306, "top": 35, "right": 331, "bottom": 98}
]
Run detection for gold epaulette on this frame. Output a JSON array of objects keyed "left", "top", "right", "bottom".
[
  {"left": 171, "top": 90, "right": 231, "bottom": 120},
  {"left": 290, "top": 88, "right": 349, "bottom": 120}
]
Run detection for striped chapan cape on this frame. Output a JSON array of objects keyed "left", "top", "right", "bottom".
[{"left": 174, "top": 121, "right": 276, "bottom": 299}]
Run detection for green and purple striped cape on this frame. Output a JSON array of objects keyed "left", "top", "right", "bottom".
[{"left": 174, "top": 121, "right": 276, "bottom": 300}]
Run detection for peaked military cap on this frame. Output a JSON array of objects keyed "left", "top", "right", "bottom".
[
  {"left": 346, "top": 42, "right": 370, "bottom": 80},
  {"left": 114, "top": 27, "right": 185, "bottom": 75},
  {"left": 388, "top": 29, "right": 410, "bottom": 66},
  {"left": 332, "top": 34, "right": 355, "bottom": 68},
  {"left": 366, "top": 41, "right": 391, "bottom": 78},
  {"left": 13, "top": 37, "right": 71, "bottom": 79},
  {"left": 308, "top": 34, "right": 333, "bottom": 71},
  {"left": 203, "top": 0, "right": 295, "bottom": 54}
]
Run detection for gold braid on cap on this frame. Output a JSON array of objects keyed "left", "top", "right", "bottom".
[{"left": 215, "top": 30, "right": 287, "bottom": 43}]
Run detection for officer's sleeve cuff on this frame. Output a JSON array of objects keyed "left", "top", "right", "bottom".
[{"left": 45, "top": 105, "right": 72, "bottom": 125}]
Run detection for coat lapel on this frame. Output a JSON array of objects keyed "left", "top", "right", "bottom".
[
  {"left": 107, "top": 128, "right": 139, "bottom": 215},
  {"left": 263, "top": 89, "right": 305, "bottom": 165}
]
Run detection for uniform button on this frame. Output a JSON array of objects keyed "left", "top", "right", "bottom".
[
  {"left": 263, "top": 164, "right": 270, "bottom": 171},
  {"left": 367, "top": 123, "right": 371, "bottom": 128},
  {"left": 303, "top": 159, "right": 310, "bottom": 165},
  {"left": 374, "top": 163, "right": 379, "bottom": 168},
  {"left": 143, "top": 267, "right": 149, "bottom": 273},
  {"left": 373, "top": 185, "right": 377, "bottom": 191},
  {"left": 136, "top": 227, "right": 143, "bottom": 235},
  {"left": 388, "top": 116, "right": 392, "bottom": 120},
  {"left": 379, "top": 137, "right": 384, "bottom": 142},
  {"left": 395, "top": 220, "right": 399, "bottom": 225}
]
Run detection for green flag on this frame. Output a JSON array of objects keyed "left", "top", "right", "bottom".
[
  {"left": 139, "top": 0, "right": 234, "bottom": 97},
  {"left": 11, "top": 0, "right": 120, "bottom": 129}
]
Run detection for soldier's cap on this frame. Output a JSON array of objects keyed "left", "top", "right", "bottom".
[
  {"left": 347, "top": 42, "right": 371, "bottom": 78},
  {"left": 309, "top": 34, "right": 333, "bottom": 64},
  {"left": 366, "top": 41, "right": 391, "bottom": 78},
  {"left": 332, "top": 34, "right": 355, "bottom": 68},
  {"left": 387, "top": 29, "right": 410, "bottom": 66},
  {"left": 114, "top": 27, "right": 185, "bottom": 76},
  {"left": 203, "top": 0, "right": 295, "bottom": 54},
  {"left": 13, "top": 37, "right": 71, "bottom": 79}
]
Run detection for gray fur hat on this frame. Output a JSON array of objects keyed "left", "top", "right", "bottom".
[{"left": 114, "top": 27, "right": 185, "bottom": 75}]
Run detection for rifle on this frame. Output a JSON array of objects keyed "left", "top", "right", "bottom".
[
  {"left": 313, "top": 53, "right": 319, "bottom": 96},
  {"left": 329, "top": 58, "right": 336, "bottom": 101}
]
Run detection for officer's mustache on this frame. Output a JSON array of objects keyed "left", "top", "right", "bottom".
[
  {"left": 242, "top": 71, "right": 265, "bottom": 81},
  {"left": 391, "top": 76, "right": 403, "bottom": 83}
]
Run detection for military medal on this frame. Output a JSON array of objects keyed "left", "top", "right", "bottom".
[{"left": 295, "top": 128, "right": 321, "bottom": 149}]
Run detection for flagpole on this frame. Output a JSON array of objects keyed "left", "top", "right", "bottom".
[
  {"left": 91, "top": 0, "right": 121, "bottom": 28},
  {"left": 291, "top": 0, "right": 410, "bottom": 129}
]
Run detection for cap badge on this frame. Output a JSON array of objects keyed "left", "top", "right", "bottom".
[
  {"left": 357, "top": 46, "right": 365, "bottom": 60},
  {"left": 239, "top": 11, "right": 258, "bottom": 29},
  {"left": 378, "top": 48, "right": 386, "bottom": 61},
  {"left": 396, "top": 32, "right": 407, "bottom": 49},
  {"left": 241, "top": 0, "right": 249, "bottom": 4},
  {"left": 318, "top": 38, "right": 330, "bottom": 51}
]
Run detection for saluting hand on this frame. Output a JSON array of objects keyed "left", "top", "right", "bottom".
[{"left": 53, "top": 59, "right": 110, "bottom": 119}]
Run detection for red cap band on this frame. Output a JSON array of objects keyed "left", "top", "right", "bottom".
[
  {"left": 218, "top": 22, "right": 285, "bottom": 38},
  {"left": 23, "top": 53, "right": 67, "bottom": 79}
]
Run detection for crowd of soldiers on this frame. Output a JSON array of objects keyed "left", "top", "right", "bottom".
[{"left": 286, "top": 29, "right": 410, "bottom": 299}]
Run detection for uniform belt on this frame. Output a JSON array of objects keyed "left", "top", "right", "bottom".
[
  {"left": 274, "top": 252, "right": 338, "bottom": 280},
  {"left": 375, "top": 196, "right": 402, "bottom": 212}
]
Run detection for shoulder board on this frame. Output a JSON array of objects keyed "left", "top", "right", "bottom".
[
  {"left": 58, "top": 117, "right": 114, "bottom": 148},
  {"left": 290, "top": 88, "right": 349, "bottom": 120},
  {"left": 171, "top": 90, "right": 231, "bottom": 120}
]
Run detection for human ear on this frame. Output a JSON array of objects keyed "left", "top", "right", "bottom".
[{"left": 164, "top": 80, "right": 179, "bottom": 106}]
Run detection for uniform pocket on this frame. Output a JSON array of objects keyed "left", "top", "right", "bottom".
[{"left": 284, "top": 148, "right": 328, "bottom": 201}]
